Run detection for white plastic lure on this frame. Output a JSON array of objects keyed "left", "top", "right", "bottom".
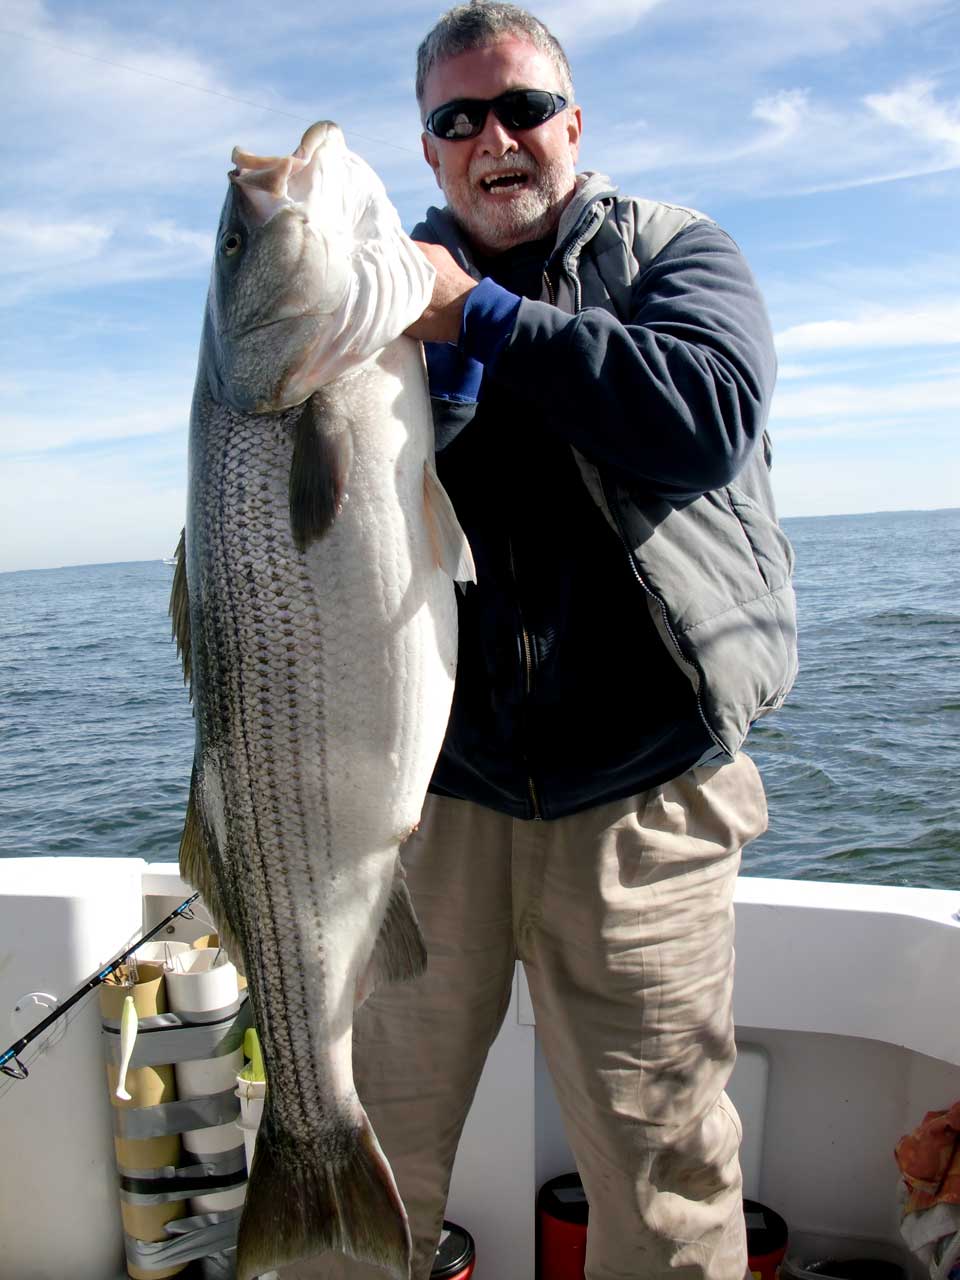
[{"left": 114, "top": 994, "right": 137, "bottom": 1101}]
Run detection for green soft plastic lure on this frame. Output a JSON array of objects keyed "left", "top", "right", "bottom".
[{"left": 239, "top": 1027, "right": 265, "bottom": 1083}]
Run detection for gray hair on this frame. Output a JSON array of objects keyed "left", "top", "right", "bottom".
[{"left": 415, "top": 3, "right": 575, "bottom": 113}]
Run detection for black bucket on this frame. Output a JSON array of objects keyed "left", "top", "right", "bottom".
[
  {"left": 432, "top": 1220, "right": 476, "bottom": 1279},
  {"left": 781, "top": 1258, "right": 907, "bottom": 1279}
]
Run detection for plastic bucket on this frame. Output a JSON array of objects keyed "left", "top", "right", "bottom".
[
  {"left": 537, "top": 1172, "right": 588, "bottom": 1280},
  {"left": 745, "top": 1198, "right": 788, "bottom": 1279},
  {"left": 134, "top": 940, "right": 191, "bottom": 967},
  {"left": 781, "top": 1259, "right": 907, "bottom": 1279},
  {"left": 164, "top": 948, "right": 239, "bottom": 1020},
  {"left": 432, "top": 1220, "right": 476, "bottom": 1279}
]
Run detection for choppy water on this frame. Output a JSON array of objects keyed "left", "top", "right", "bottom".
[{"left": 0, "top": 508, "right": 957, "bottom": 887}]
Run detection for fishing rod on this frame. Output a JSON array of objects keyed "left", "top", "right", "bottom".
[{"left": 0, "top": 890, "right": 200, "bottom": 1081}]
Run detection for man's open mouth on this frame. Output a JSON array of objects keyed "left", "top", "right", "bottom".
[{"left": 479, "top": 172, "right": 530, "bottom": 192}]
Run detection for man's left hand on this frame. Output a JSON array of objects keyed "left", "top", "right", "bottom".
[{"left": 406, "top": 241, "right": 477, "bottom": 344}]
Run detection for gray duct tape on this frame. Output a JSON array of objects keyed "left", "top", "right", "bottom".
[
  {"left": 102, "top": 997, "right": 251, "bottom": 1067},
  {"left": 113, "top": 1085, "right": 240, "bottom": 1138},
  {"left": 124, "top": 1211, "right": 240, "bottom": 1269},
  {"left": 118, "top": 1145, "right": 248, "bottom": 1181},
  {"left": 103, "top": 994, "right": 246, "bottom": 1034}
]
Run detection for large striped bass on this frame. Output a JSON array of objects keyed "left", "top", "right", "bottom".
[{"left": 170, "top": 121, "right": 474, "bottom": 1280}]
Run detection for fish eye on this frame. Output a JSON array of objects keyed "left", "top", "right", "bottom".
[{"left": 220, "top": 231, "right": 243, "bottom": 256}]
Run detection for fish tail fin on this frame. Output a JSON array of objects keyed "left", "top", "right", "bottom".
[{"left": 236, "top": 1103, "right": 411, "bottom": 1280}]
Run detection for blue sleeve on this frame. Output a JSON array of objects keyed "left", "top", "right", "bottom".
[
  {"left": 424, "top": 277, "right": 521, "bottom": 453},
  {"left": 458, "top": 221, "right": 777, "bottom": 501}
]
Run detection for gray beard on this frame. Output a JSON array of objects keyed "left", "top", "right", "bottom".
[{"left": 441, "top": 157, "right": 576, "bottom": 255}]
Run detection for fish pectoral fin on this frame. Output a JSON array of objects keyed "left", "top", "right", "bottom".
[
  {"left": 423, "top": 461, "right": 476, "bottom": 589},
  {"left": 168, "top": 528, "right": 192, "bottom": 700},
  {"left": 178, "top": 764, "right": 246, "bottom": 977},
  {"left": 358, "top": 872, "right": 427, "bottom": 1005},
  {"left": 237, "top": 1104, "right": 411, "bottom": 1280},
  {"left": 288, "top": 397, "right": 354, "bottom": 552}
]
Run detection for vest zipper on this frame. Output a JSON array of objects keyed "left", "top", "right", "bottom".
[
  {"left": 508, "top": 536, "right": 543, "bottom": 820},
  {"left": 542, "top": 269, "right": 556, "bottom": 306}
]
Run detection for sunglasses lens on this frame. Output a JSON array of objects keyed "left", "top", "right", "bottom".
[
  {"left": 498, "top": 91, "right": 563, "bottom": 130},
  {"left": 429, "top": 102, "right": 487, "bottom": 140},
  {"left": 427, "top": 91, "right": 566, "bottom": 139}
]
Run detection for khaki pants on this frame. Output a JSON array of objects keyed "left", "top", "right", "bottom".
[{"left": 282, "top": 753, "right": 767, "bottom": 1280}]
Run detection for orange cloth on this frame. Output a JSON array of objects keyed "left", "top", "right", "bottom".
[{"left": 896, "top": 1100, "right": 960, "bottom": 1213}]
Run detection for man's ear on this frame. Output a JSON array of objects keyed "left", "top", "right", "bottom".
[
  {"left": 422, "top": 133, "right": 443, "bottom": 189},
  {"left": 567, "top": 106, "right": 583, "bottom": 165}
]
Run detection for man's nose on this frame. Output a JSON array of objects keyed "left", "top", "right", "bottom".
[{"left": 476, "top": 111, "right": 519, "bottom": 156}]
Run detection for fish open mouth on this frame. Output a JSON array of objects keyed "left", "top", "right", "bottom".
[{"left": 479, "top": 172, "right": 530, "bottom": 192}]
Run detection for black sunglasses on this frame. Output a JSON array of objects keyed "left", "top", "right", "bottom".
[{"left": 424, "top": 89, "right": 568, "bottom": 141}]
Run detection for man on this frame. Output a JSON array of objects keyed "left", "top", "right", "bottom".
[{"left": 303, "top": 4, "right": 796, "bottom": 1279}]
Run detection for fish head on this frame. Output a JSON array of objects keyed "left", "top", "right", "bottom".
[{"left": 202, "top": 121, "right": 435, "bottom": 413}]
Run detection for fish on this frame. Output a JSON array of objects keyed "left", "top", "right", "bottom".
[{"left": 169, "top": 120, "right": 475, "bottom": 1280}]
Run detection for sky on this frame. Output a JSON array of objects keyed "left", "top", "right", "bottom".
[{"left": 1, "top": 0, "right": 958, "bottom": 572}]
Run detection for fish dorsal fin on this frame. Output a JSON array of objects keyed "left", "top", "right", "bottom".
[
  {"left": 288, "top": 397, "right": 354, "bottom": 553},
  {"left": 168, "top": 528, "right": 192, "bottom": 698},
  {"left": 423, "top": 461, "right": 476, "bottom": 587},
  {"left": 179, "top": 764, "right": 223, "bottom": 922}
]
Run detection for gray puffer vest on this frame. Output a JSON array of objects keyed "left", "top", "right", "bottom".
[{"left": 424, "top": 173, "right": 798, "bottom": 762}]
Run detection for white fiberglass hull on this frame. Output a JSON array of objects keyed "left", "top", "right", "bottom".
[{"left": 1, "top": 858, "right": 957, "bottom": 1279}]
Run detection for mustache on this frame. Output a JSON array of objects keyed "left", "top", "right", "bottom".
[{"left": 469, "top": 154, "right": 538, "bottom": 183}]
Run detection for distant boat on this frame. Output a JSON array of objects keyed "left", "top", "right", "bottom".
[{"left": 161, "top": 557, "right": 176, "bottom": 566}]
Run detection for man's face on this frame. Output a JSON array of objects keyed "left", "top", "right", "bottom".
[{"left": 420, "top": 36, "right": 582, "bottom": 255}]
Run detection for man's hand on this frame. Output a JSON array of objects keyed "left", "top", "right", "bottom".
[{"left": 406, "top": 241, "right": 477, "bottom": 344}]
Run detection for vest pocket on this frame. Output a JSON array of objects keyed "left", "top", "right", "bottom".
[{"left": 725, "top": 484, "right": 795, "bottom": 593}]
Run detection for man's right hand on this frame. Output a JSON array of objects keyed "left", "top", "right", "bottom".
[{"left": 406, "top": 241, "right": 477, "bottom": 345}]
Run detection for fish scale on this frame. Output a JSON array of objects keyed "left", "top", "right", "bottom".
[{"left": 171, "top": 119, "right": 473, "bottom": 1280}]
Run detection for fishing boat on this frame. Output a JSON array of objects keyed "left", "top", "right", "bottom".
[{"left": 1, "top": 856, "right": 958, "bottom": 1279}]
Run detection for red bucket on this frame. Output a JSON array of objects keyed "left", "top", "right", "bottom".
[
  {"left": 537, "top": 1173, "right": 588, "bottom": 1280},
  {"left": 745, "top": 1199, "right": 789, "bottom": 1279}
]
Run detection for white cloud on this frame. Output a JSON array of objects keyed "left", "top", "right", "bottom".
[
  {"left": 776, "top": 302, "right": 960, "bottom": 352},
  {"left": 0, "top": 369, "right": 193, "bottom": 454},
  {"left": 537, "top": 0, "right": 665, "bottom": 47},
  {"left": 589, "top": 74, "right": 960, "bottom": 200},
  {"left": 146, "top": 221, "right": 214, "bottom": 257},
  {"left": 752, "top": 89, "right": 811, "bottom": 137},
  {"left": 0, "top": 213, "right": 114, "bottom": 270},
  {"left": 771, "top": 375, "right": 960, "bottom": 425},
  {"left": 866, "top": 79, "right": 960, "bottom": 152}
]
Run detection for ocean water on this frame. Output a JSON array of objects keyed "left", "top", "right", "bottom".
[{"left": 0, "top": 508, "right": 957, "bottom": 888}]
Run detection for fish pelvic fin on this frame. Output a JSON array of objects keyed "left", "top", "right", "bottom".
[
  {"left": 236, "top": 1105, "right": 411, "bottom": 1280},
  {"left": 359, "top": 870, "right": 427, "bottom": 1005},
  {"left": 288, "top": 396, "right": 353, "bottom": 552},
  {"left": 168, "top": 528, "right": 192, "bottom": 698},
  {"left": 423, "top": 461, "right": 476, "bottom": 589}
]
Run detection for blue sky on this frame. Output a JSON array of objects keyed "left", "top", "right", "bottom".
[{"left": 2, "top": 0, "right": 958, "bottom": 571}]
